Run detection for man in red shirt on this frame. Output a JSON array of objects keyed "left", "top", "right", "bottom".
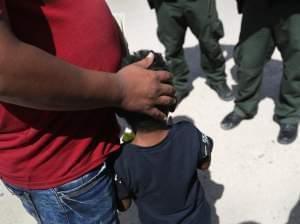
[{"left": 0, "top": 0, "right": 175, "bottom": 223}]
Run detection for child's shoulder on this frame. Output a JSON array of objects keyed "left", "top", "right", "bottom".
[
  {"left": 113, "top": 143, "right": 134, "bottom": 166},
  {"left": 172, "top": 120, "right": 198, "bottom": 132},
  {"left": 171, "top": 120, "right": 204, "bottom": 139},
  {"left": 118, "top": 143, "right": 135, "bottom": 158}
]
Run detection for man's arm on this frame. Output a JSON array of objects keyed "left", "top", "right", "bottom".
[{"left": 0, "top": 15, "right": 175, "bottom": 119}]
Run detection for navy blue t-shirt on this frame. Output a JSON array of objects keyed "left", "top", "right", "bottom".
[{"left": 114, "top": 121, "right": 213, "bottom": 224}]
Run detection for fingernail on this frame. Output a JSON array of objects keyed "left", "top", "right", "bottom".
[{"left": 147, "top": 52, "right": 154, "bottom": 58}]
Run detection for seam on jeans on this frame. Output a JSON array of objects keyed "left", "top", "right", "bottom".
[
  {"left": 26, "top": 192, "right": 43, "bottom": 224},
  {"left": 51, "top": 188, "right": 71, "bottom": 224}
]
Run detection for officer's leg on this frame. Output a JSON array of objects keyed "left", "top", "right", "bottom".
[
  {"left": 185, "top": 0, "right": 233, "bottom": 100},
  {"left": 274, "top": 14, "right": 300, "bottom": 124},
  {"left": 154, "top": 2, "right": 189, "bottom": 100},
  {"left": 233, "top": 28, "right": 275, "bottom": 118},
  {"left": 273, "top": 10, "right": 300, "bottom": 144},
  {"left": 186, "top": 0, "right": 226, "bottom": 83},
  {"left": 221, "top": 3, "right": 275, "bottom": 129}
]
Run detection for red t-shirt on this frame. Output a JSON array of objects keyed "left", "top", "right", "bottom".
[{"left": 0, "top": 0, "right": 122, "bottom": 189}]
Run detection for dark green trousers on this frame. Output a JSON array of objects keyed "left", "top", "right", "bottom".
[
  {"left": 234, "top": 1, "right": 300, "bottom": 124},
  {"left": 153, "top": 0, "right": 226, "bottom": 94}
]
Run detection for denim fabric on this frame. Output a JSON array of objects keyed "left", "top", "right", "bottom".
[{"left": 3, "top": 164, "right": 119, "bottom": 224}]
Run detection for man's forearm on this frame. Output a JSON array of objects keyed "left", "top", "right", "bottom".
[
  {"left": 0, "top": 31, "right": 122, "bottom": 111},
  {"left": 0, "top": 16, "right": 175, "bottom": 119}
]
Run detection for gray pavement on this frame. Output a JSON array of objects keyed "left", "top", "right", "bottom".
[{"left": 1, "top": 1, "right": 300, "bottom": 224}]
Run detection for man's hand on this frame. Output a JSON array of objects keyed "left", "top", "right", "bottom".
[
  {"left": 117, "top": 53, "right": 176, "bottom": 120},
  {"left": 0, "top": 15, "right": 174, "bottom": 113}
]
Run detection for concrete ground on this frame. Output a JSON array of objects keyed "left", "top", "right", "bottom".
[{"left": 1, "top": 0, "right": 300, "bottom": 223}]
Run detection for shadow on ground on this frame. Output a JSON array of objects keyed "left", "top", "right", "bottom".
[
  {"left": 286, "top": 196, "right": 300, "bottom": 224},
  {"left": 184, "top": 44, "right": 282, "bottom": 107},
  {"left": 119, "top": 184, "right": 300, "bottom": 224},
  {"left": 119, "top": 115, "right": 225, "bottom": 224},
  {"left": 198, "top": 170, "right": 224, "bottom": 224}
]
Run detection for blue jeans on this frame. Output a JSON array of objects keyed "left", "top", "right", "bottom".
[{"left": 3, "top": 164, "right": 119, "bottom": 224}]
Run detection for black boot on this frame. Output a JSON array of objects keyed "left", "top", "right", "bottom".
[
  {"left": 221, "top": 111, "right": 244, "bottom": 130},
  {"left": 277, "top": 123, "right": 298, "bottom": 145},
  {"left": 207, "top": 82, "right": 234, "bottom": 101}
]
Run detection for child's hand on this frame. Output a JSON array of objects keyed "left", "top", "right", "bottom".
[
  {"left": 118, "top": 198, "right": 132, "bottom": 212},
  {"left": 199, "top": 156, "right": 211, "bottom": 170}
]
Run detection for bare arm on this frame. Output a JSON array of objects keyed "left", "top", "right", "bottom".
[
  {"left": 117, "top": 198, "right": 132, "bottom": 212},
  {"left": 198, "top": 156, "right": 211, "bottom": 170},
  {"left": 0, "top": 15, "right": 123, "bottom": 110},
  {"left": 0, "top": 15, "right": 175, "bottom": 119}
]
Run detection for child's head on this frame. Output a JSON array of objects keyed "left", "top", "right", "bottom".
[
  {"left": 119, "top": 107, "right": 169, "bottom": 133},
  {"left": 121, "top": 50, "right": 169, "bottom": 71},
  {"left": 120, "top": 50, "right": 172, "bottom": 133}
]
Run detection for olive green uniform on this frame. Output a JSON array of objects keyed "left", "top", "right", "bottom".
[
  {"left": 149, "top": 0, "right": 227, "bottom": 96},
  {"left": 234, "top": 0, "right": 300, "bottom": 124}
]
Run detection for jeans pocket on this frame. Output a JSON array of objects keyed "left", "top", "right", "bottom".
[
  {"left": 55, "top": 164, "right": 107, "bottom": 197},
  {"left": 55, "top": 165, "right": 117, "bottom": 219}
]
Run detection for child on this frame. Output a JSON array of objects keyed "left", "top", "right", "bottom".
[{"left": 113, "top": 50, "right": 214, "bottom": 224}]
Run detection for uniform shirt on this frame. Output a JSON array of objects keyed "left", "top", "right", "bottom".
[
  {"left": 0, "top": 0, "right": 122, "bottom": 189},
  {"left": 114, "top": 121, "right": 213, "bottom": 224}
]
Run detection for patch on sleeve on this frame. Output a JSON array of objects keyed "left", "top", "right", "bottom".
[
  {"left": 114, "top": 173, "right": 131, "bottom": 200},
  {"left": 201, "top": 133, "right": 209, "bottom": 157}
]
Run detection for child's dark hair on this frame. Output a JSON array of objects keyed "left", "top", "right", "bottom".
[
  {"left": 119, "top": 50, "right": 171, "bottom": 132},
  {"left": 121, "top": 50, "right": 169, "bottom": 71},
  {"left": 119, "top": 109, "right": 169, "bottom": 133}
]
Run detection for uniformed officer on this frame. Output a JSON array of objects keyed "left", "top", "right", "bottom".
[
  {"left": 147, "top": 0, "right": 233, "bottom": 102},
  {"left": 221, "top": 0, "right": 300, "bottom": 144}
]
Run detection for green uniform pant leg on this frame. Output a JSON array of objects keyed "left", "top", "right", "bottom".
[
  {"left": 234, "top": 26, "right": 275, "bottom": 118},
  {"left": 185, "top": 0, "right": 226, "bottom": 85},
  {"left": 154, "top": 2, "right": 189, "bottom": 94},
  {"left": 274, "top": 13, "right": 300, "bottom": 124}
]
